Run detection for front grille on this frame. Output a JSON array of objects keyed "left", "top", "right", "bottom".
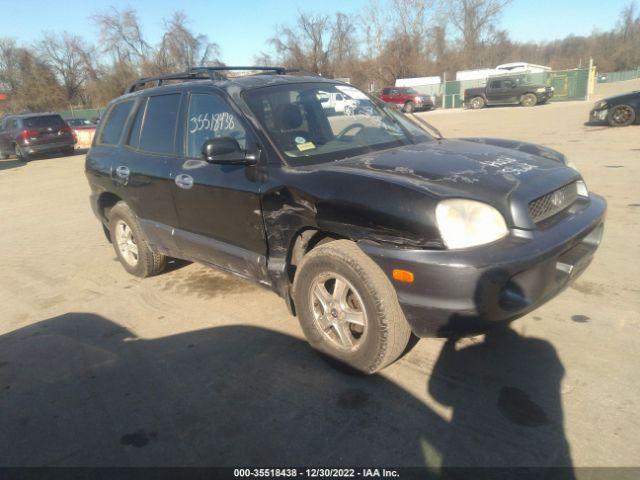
[{"left": 528, "top": 182, "right": 579, "bottom": 223}]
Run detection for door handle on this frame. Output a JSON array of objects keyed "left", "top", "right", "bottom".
[
  {"left": 175, "top": 173, "right": 194, "bottom": 190},
  {"left": 115, "top": 165, "right": 130, "bottom": 179}
]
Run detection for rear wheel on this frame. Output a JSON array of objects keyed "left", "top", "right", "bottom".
[
  {"left": 293, "top": 240, "right": 411, "bottom": 373},
  {"left": 607, "top": 105, "right": 636, "bottom": 127},
  {"left": 403, "top": 101, "right": 415, "bottom": 113},
  {"left": 108, "top": 202, "right": 167, "bottom": 277},
  {"left": 469, "top": 96, "right": 485, "bottom": 109},
  {"left": 520, "top": 93, "right": 538, "bottom": 107},
  {"left": 15, "top": 144, "right": 28, "bottom": 161}
]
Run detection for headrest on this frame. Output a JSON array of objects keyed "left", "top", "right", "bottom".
[{"left": 277, "top": 104, "right": 303, "bottom": 130}]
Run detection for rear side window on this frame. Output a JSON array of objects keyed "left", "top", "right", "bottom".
[
  {"left": 100, "top": 101, "right": 134, "bottom": 145},
  {"left": 138, "top": 94, "right": 180, "bottom": 154},
  {"left": 24, "top": 115, "right": 65, "bottom": 128}
]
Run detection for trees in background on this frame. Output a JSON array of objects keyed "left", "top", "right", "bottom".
[{"left": 0, "top": 1, "right": 639, "bottom": 113}]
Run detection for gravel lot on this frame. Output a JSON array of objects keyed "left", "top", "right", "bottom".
[{"left": 1, "top": 80, "right": 639, "bottom": 470}]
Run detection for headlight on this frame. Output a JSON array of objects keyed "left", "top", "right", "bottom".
[
  {"left": 576, "top": 180, "right": 589, "bottom": 197},
  {"left": 594, "top": 100, "right": 608, "bottom": 110},
  {"left": 536, "top": 87, "right": 546, "bottom": 93},
  {"left": 436, "top": 199, "right": 508, "bottom": 249}
]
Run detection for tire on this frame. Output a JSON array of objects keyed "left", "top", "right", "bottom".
[
  {"left": 403, "top": 101, "right": 415, "bottom": 113},
  {"left": 15, "top": 144, "right": 28, "bottom": 161},
  {"left": 607, "top": 105, "right": 636, "bottom": 127},
  {"left": 293, "top": 239, "right": 411, "bottom": 373},
  {"left": 469, "top": 96, "right": 485, "bottom": 109},
  {"left": 108, "top": 202, "right": 167, "bottom": 278},
  {"left": 520, "top": 93, "right": 537, "bottom": 107},
  {"left": 64, "top": 147, "right": 75, "bottom": 156}
]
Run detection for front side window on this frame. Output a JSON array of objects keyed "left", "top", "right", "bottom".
[
  {"left": 489, "top": 80, "right": 501, "bottom": 89},
  {"left": 138, "top": 94, "right": 180, "bottom": 154},
  {"left": 244, "top": 82, "right": 432, "bottom": 165},
  {"left": 186, "top": 93, "right": 248, "bottom": 158},
  {"left": 99, "top": 101, "right": 134, "bottom": 145}
]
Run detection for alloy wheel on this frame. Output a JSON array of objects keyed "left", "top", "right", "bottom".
[
  {"left": 309, "top": 272, "right": 368, "bottom": 351},
  {"left": 611, "top": 105, "right": 634, "bottom": 126},
  {"left": 115, "top": 220, "right": 139, "bottom": 266}
]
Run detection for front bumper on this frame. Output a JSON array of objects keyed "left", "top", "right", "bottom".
[
  {"left": 360, "top": 194, "right": 606, "bottom": 337},
  {"left": 536, "top": 90, "right": 554, "bottom": 102},
  {"left": 590, "top": 108, "right": 608, "bottom": 123}
]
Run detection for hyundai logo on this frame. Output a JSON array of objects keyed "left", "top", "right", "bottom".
[{"left": 550, "top": 190, "right": 565, "bottom": 207}]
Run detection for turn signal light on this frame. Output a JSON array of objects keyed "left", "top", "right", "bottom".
[{"left": 392, "top": 269, "right": 414, "bottom": 283}]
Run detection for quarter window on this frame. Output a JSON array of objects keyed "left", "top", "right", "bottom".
[
  {"left": 138, "top": 94, "right": 180, "bottom": 154},
  {"left": 186, "top": 93, "right": 248, "bottom": 158},
  {"left": 127, "top": 98, "right": 147, "bottom": 149},
  {"left": 99, "top": 101, "right": 134, "bottom": 145}
]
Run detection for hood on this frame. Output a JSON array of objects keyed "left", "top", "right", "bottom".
[
  {"left": 312, "top": 139, "right": 580, "bottom": 229},
  {"left": 602, "top": 90, "right": 639, "bottom": 104}
]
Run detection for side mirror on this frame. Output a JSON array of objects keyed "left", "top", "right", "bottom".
[{"left": 201, "top": 137, "right": 257, "bottom": 165}]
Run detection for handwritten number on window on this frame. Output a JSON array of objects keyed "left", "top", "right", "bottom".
[{"left": 189, "top": 112, "right": 236, "bottom": 134}]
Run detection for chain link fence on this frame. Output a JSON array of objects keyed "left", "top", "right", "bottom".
[{"left": 597, "top": 68, "right": 640, "bottom": 83}]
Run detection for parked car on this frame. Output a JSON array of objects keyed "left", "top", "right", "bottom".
[
  {"left": 464, "top": 76, "right": 554, "bottom": 109},
  {"left": 65, "top": 118, "right": 98, "bottom": 149},
  {"left": 317, "top": 91, "right": 359, "bottom": 115},
  {"left": 0, "top": 113, "right": 76, "bottom": 161},
  {"left": 589, "top": 90, "right": 639, "bottom": 126},
  {"left": 378, "top": 86, "right": 435, "bottom": 112},
  {"left": 86, "top": 66, "right": 605, "bottom": 373}
]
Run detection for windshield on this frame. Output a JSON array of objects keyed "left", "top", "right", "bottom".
[
  {"left": 244, "top": 83, "right": 432, "bottom": 164},
  {"left": 401, "top": 87, "right": 419, "bottom": 94}
]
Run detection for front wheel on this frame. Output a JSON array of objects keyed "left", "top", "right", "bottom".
[
  {"left": 108, "top": 202, "right": 167, "bottom": 277},
  {"left": 293, "top": 240, "right": 411, "bottom": 373},
  {"left": 403, "top": 101, "right": 415, "bottom": 113},
  {"left": 520, "top": 93, "right": 538, "bottom": 107},
  {"left": 608, "top": 105, "right": 636, "bottom": 127}
]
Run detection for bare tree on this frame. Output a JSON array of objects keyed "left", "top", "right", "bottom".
[
  {"left": 36, "top": 32, "right": 93, "bottom": 105},
  {"left": 0, "top": 38, "right": 65, "bottom": 112},
  {"left": 156, "top": 12, "right": 221, "bottom": 73},
  {"left": 447, "top": 0, "right": 511, "bottom": 66},
  {"left": 92, "top": 7, "right": 151, "bottom": 64},
  {"left": 270, "top": 12, "right": 332, "bottom": 74}
]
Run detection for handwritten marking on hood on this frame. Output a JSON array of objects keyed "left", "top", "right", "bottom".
[{"left": 478, "top": 155, "right": 539, "bottom": 176}]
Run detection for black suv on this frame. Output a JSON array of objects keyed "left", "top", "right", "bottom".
[
  {"left": 86, "top": 67, "right": 605, "bottom": 373},
  {"left": 464, "top": 76, "right": 554, "bottom": 109},
  {"left": 0, "top": 113, "right": 76, "bottom": 160}
]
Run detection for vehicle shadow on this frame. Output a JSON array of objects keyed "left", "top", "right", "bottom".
[
  {"left": 429, "top": 325, "right": 574, "bottom": 475},
  {"left": 0, "top": 313, "right": 574, "bottom": 475},
  {"left": 0, "top": 159, "right": 26, "bottom": 171}
]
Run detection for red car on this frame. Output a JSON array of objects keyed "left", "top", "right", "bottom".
[
  {"left": 378, "top": 87, "right": 435, "bottom": 113},
  {"left": 65, "top": 118, "right": 98, "bottom": 150}
]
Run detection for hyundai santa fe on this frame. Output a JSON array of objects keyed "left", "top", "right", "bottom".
[{"left": 85, "top": 66, "right": 606, "bottom": 373}]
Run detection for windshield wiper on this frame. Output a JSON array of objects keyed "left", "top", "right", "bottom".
[{"left": 408, "top": 114, "right": 443, "bottom": 140}]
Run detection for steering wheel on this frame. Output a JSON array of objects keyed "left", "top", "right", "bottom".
[{"left": 336, "top": 123, "right": 365, "bottom": 141}]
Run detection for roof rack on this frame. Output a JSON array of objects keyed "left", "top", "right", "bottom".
[{"left": 124, "top": 66, "right": 288, "bottom": 94}]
